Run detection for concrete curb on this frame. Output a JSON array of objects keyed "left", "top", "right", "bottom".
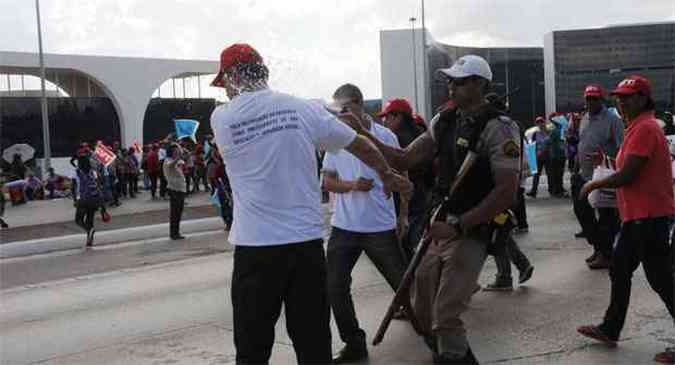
[{"left": 0, "top": 217, "right": 225, "bottom": 259}]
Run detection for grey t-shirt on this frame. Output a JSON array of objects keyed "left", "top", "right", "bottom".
[{"left": 577, "top": 107, "right": 624, "bottom": 180}]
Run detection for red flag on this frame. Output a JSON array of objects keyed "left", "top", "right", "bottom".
[
  {"left": 133, "top": 140, "right": 141, "bottom": 153},
  {"left": 94, "top": 142, "right": 117, "bottom": 167}
]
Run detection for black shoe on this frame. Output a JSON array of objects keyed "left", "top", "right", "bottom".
[
  {"left": 170, "top": 235, "right": 186, "bottom": 240},
  {"left": 87, "top": 228, "right": 96, "bottom": 247},
  {"left": 585, "top": 251, "right": 598, "bottom": 263},
  {"left": 433, "top": 347, "right": 479, "bottom": 364},
  {"left": 525, "top": 191, "right": 537, "bottom": 198},
  {"left": 519, "top": 265, "right": 534, "bottom": 284},
  {"left": 333, "top": 343, "right": 368, "bottom": 364},
  {"left": 575, "top": 231, "right": 586, "bottom": 239},
  {"left": 483, "top": 277, "right": 513, "bottom": 291}
]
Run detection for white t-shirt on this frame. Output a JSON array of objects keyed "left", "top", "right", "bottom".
[
  {"left": 323, "top": 120, "right": 399, "bottom": 233},
  {"left": 211, "top": 89, "right": 356, "bottom": 246}
]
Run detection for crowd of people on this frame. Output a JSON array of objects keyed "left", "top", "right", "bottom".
[
  {"left": 2, "top": 41, "right": 674, "bottom": 365},
  {"left": 205, "top": 43, "right": 674, "bottom": 365}
]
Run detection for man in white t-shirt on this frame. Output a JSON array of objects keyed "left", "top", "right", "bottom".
[
  {"left": 322, "top": 84, "right": 410, "bottom": 364},
  {"left": 209, "top": 43, "right": 411, "bottom": 365}
]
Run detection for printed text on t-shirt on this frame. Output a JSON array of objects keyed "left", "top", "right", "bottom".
[{"left": 230, "top": 109, "right": 300, "bottom": 145}]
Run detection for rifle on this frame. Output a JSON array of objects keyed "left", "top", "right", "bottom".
[
  {"left": 372, "top": 89, "right": 518, "bottom": 345},
  {"left": 372, "top": 150, "right": 479, "bottom": 346}
]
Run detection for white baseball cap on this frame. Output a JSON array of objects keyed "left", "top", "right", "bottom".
[{"left": 437, "top": 55, "right": 493, "bottom": 82}]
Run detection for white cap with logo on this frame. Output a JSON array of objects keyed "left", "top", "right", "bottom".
[{"left": 437, "top": 55, "right": 493, "bottom": 82}]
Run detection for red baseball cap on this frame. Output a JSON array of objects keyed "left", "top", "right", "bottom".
[
  {"left": 211, "top": 43, "right": 263, "bottom": 88},
  {"left": 584, "top": 85, "right": 604, "bottom": 98},
  {"left": 378, "top": 98, "right": 413, "bottom": 117},
  {"left": 535, "top": 116, "right": 546, "bottom": 124},
  {"left": 413, "top": 113, "right": 426, "bottom": 127},
  {"left": 611, "top": 75, "right": 652, "bottom": 98}
]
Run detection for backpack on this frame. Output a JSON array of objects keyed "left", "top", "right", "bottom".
[{"left": 78, "top": 169, "right": 101, "bottom": 201}]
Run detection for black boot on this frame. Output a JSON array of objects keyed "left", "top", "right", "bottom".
[{"left": 433, "top": 346, "right": 479, "bottom": 364}]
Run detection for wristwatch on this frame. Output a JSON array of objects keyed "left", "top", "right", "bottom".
[{"left": 446, "top": 214, "right": 462, "bottom": 233}]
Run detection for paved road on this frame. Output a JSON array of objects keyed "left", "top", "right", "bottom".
[{"left": 1, "top": 196, "right": 673, "bottom": 365}]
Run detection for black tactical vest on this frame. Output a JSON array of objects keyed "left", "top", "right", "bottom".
[{"left": 432, "top": 104, "right": 505, "bottom": 216}]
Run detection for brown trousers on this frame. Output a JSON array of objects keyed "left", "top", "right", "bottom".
[{"left": 410, "top": 237, "right": 487, "bottom": 356}]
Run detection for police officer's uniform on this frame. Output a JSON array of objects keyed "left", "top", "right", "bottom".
[{"left": 410, "top": 104, "right": 521, "bottom": 363}]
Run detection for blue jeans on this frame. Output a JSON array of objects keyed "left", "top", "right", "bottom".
[{"left": 326, "top": 227, "right": 406, "bottom": 345}]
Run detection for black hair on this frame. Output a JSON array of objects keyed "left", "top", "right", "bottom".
[{"left": 332, "top": 83, "right": 364, "bottom": 105}]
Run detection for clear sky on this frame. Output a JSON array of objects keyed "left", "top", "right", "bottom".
[{"left": 1, "top": 0, "right": 674, "bottom": 101}]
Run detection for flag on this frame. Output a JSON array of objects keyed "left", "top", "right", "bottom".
[
  {"left": 204, "top": 140, "right": 211, "bottom": 157},
  {"left": 132, "top": 140, "right": 142, "bottom": 153},
  {"left": 551, "top": 115, "right": 569, "bottom": 141},
  {"left": 94, "top": 142, "right": 117, "bottom": 167},
  {"left": 175, "top": 119, "right": 200, "bottom": 142},
  {"left": 525, "top": 142, "right": 538, "bottom": 175}
]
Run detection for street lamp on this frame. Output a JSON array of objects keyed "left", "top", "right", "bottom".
[
  {"left": 410, "top": 17, "right": 419, "bottom": 112},
  {"left": 36, "top": 0, "right": 51, "bottom": 176}
]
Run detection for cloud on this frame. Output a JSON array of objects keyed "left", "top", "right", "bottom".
[{"left": 1, "top": 0, "right": 674, "bottom": 100}]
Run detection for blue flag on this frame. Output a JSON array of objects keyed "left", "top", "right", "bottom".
[
  {"left": 525, "top": 142, "right": 538, "bottom": 175},
  {"left": 551, "top": 115, "right": 569, "bottom": 141},
  {"left": 174, "top": 119, "right": 200, "bottom": 142},
  {"left": 204, "top": 140, "right": 211, "bottom": 157}
]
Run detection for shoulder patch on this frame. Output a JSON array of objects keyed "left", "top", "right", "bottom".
[{"left": 502, "top": 140, "right": 521, "bottom": 158}]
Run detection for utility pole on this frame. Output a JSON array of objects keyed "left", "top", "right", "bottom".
[
  {"left": 410, "top": 17, "right": 419, "bottom": 112},
  {"left": 36, "top": 0, "right": 51, "bottom": 176}
]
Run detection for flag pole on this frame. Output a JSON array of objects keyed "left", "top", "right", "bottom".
[{"left": 36, "top": 0, "right": 52, "bottom": 177}]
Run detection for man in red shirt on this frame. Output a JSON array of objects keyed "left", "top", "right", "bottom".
[
  {"left": 145, "top": 144, "right": 160, "bottom": 199},
  {"left": 577, "top": 75, "right": 675, "bottom": 363}
]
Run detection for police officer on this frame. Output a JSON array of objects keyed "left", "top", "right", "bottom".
[{"left": 341, "top": 55, "right": 521, "bottom": 364}]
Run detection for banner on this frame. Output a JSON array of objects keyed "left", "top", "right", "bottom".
[
  {"left": 175, "top": 119, "right": 200, "bottom": 142},
  {"left": 525, "top": 142, "right": 538, "bottom": 175},
  {"left": 94, "top": 142, "right": 117, "bottom": 167}
]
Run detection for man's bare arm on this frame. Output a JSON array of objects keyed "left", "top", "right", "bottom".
[
  {"left": 354, "top": 129, "right": 436, "bottom": 172},
  {"left": 322, "top": 171, "right": 353, "bottom": 193},
  {"left": 344, "top": 135, "right": 412, "bottom": 196},
  {"left": 460, "top": 168, "right": 519, "bottom": 230}
]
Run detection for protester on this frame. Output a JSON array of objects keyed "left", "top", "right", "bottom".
[
  {"left": 163, "top": 143, "right": 187, "bottom": 240},
  {"left": 10, "top": 154, "right": 26, "bottom": 180},
  {"left": 341, "top": 54, "right": 521, "bottom": 364},
  {"left": 526, "top": 117, "right": 549, "bottom": 198},
  {"left": 0, "top": 188, "right": 8, "bottom": 229},
  {"left": 74, "top": 155, "right": 103, "bottom": 249},
  {"left": 209, "top": 43, "right": 410, "bottom": 364},
  {"left": 380, "top": 97, "right": 434, "bottom": 261},
  {"left": 546, "top": 114, "right": 567, "bottom": 197},
  {"left": 145, "top": 144, "right": 160, "bottom": 199},
  {"left": 571, "top": 84, "right": 623, "bottom": 270},
  {"left": 45, "top": 167, "right": 67, "bottom": 199},
  {"left": 213, "top": 176, "right": 233, "bottom": 230},
  {"left": 577, "top": 75, "right": 674, "bottom": 363},
  {"left": 323, "top": 84, "right": 410, "bottom": 363},
  {"left": 126, "top": 147, "right": 139, "bottom": 198}
]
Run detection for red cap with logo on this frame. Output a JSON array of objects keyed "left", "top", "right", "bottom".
[
  {"left": 211, "top": 43, "right": 263, "bottom": 88},
  {"left": 584, "top": 85, "right": 604, "bottom": 98},
  {"left": 611, "top": 75, "right": 652, "bottom": 98},
  {"left": 378, "top": 98, "right": 413, "bottom": 117}
]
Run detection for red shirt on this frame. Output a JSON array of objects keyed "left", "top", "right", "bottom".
[
  {"left": 616, "top": 111, "right": 675, "bottom": 221},
  {"left": 146, "top": 151, "right": 160, "bottom": 173}
]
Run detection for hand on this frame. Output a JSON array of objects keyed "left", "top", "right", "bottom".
[
  {"left": 351, "top": 177, "right": 374, "bottom": 192},
  {"left": 580, "top": 181, "right": 596, "bottom": 199},
  {"left": 337, "top": 111, "right": 366, "bottom": 134},
  {"left": 397, "top": 216, "right": 410, "bottom": 242},
  {"left": 380, "top": 170, "right": 413, "bottom": 198},
  {"left": 428, "top": 221, "right": 460, "bottom": 242},
  {"left": 587, "top": 149, "right": 605, "bottom": 168}
]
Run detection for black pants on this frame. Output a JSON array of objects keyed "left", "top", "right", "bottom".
[
  {"left": 127, "top": 173, "right": 137, "bottom": 197},
  {"left": 75, "top": 198, "right": 99, "bottom": 232},
  {"left": 529, "top": 157, "right": 549, "bottom": 196},
  {"left": 232, "top": 240, "right": 332, "bottom": 364},
  {"left": 571, "top": 174, "right": 620, "bottom": 258},
  {"left": 327, "top": 227, "right": 407, "bottom": 345},
  {"left": 168, "top": 189, "right": 185, "bottom": 237},
  {"left": 512, "top": 187, "right": 529, "bottom": 229},
  {"left": 493, "top": 234, "right": 531, "bottom": 280},
  {"left": 148, "top": 173, "right": 159, "bottom": 198},
  {"left": 548, "top": 158, "right": 566, "bottom": 195},
  {"left": 598, "top": 217, "right": 674, "bottom": 340}
]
